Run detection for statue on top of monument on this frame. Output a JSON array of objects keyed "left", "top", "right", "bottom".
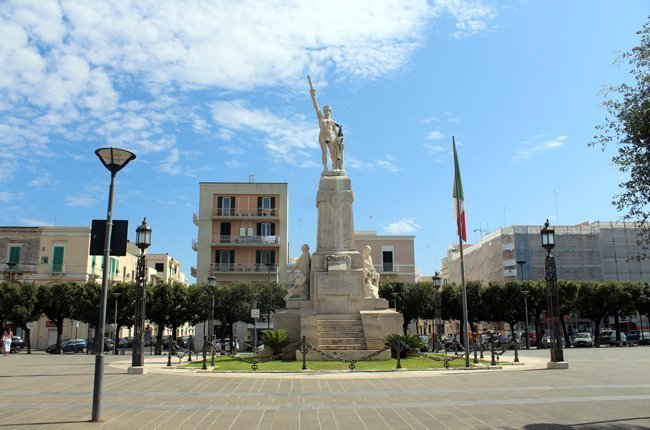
[
  {"left": 308, "top": 75, "right": 344, "bottom": 175},
  {"left": 286, "top": 244, "right": 311, "bottom": 300},
  {"left": 362, "top": 245, "right": 380, "bottom": 299}
]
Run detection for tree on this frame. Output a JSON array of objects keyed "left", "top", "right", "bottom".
[
  {"left": 37, "top": 283, "right": 78, "bottom": 352},
  {"left": 253, "top": 281, "right": 287, "bottom": 329},
  {"left": 575, "top": 281, "right": 610, "bottom": 347},
  {"left": 214, "top": 282, "right": 255, "bottom": 348},
  {"left": 557, "top": 280, "right": 579, "bottom": 347},
  {"left": 0, "top": 282, "right": 41, "bottom": 353},
  {"left": 591, "top": 19, "right": 650, "bottom": 256},
  {"left": 147, "top": 282, "right": 174, "bottom": 354}
]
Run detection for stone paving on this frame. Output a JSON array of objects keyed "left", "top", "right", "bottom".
[{"left": 0, "top": 347, "right": 649, "bottom": 429}]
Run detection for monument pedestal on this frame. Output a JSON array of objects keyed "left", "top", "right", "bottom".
[{"left": 276, "top": 174, "right": 403, "bottom": 360}]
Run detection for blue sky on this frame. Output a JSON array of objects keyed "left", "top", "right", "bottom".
[{"left": 0, "top": 1, "right": 647, "bottom": 280}]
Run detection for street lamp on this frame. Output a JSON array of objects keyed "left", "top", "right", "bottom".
[
  {"left": 6, "top": 261, "right": 17, "bottom": 283},
  {"left": 391, "top": 292, "right": 398, "bottom": 310},
  {"left": 207, "top": 274, "right": 216, "bottom": 367},
  {"left": 541, "top": 220, "right": 566, "bottom": 367},
  {"left": 432, "top": 272, "right": 443, "bottom": 352},
  {"left": 517, "top": 260, "right": 530, "bottom": 350},
  {"left": 112, "top": 292, "right": 122, "bottom": 355},
  {"left": 522, "top": 290, "right": 530, "bottom": 350},
  {"left": 131, "top": 218, "right": 151, "bottom": 371},
  {"left": 92, "top": 147, "right": 136, "bottom": 422}
]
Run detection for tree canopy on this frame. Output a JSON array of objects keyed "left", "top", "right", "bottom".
[{"left": 591, "top": 18, "right": 650, "bottom": 256}]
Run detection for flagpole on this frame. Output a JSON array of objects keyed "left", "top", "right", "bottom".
[{"left": 453, "top": 136, "right": 471, "bottom": 368}]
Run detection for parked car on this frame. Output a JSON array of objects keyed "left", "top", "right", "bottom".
[
  {"left": 418, "top": 335, "right": 431, "bottom": 352},
  {"left": 637, "top": 332, "right": 650, "bottom": 345},
  {"left": 45, "top": 338, "right": 87, "bottom": 354},
  {"left": 10, "top": 336, "right": 24, "bottom": 353},
  {"left": 572, "top": 332, "right": 594, "bottom": 347},
  {"left": 598, "top": 330, "right": 627, "bottom": 346},
  {"left": 118, "top": 337, "right": 133, "bottom": 348},
  {"left": 541, "top": 334, "right": 565, "bottom": 349}
]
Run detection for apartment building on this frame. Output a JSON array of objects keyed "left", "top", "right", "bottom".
[
  {"left": 193, "top": 182, "right": 289, "bottom": 284},
  {"left": 441, "top": 221, "right": 650, "bottom": 285},
  {"left": 354, "top": 230, "right": 416, "bottom": 283},
  {"left": 147, "top": 253, "right": 186, "bottom": 284}
]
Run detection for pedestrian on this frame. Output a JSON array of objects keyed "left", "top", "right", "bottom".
[{"left": 2, "top": 328, "right": 12, "bottom": 356}]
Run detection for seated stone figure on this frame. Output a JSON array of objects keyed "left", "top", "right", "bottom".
[
  {"left": 286, "top": 244, "right": 311, "bottom": 300},
  {"left": 362, "top": 245, "right": 380, "bottom": 298}
]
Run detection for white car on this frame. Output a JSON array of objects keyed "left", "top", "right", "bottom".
[{"left": 572, "top": 332, "right": 594, "bottom": 347}]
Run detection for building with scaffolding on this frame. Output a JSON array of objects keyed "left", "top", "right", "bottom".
[{"left": 441, "top": 221, "right": 650, "bottom": 285}]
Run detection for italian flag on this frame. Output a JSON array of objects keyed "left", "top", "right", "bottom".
[{"left": 453, "top": 138, "right": 467, "bottom": 242}]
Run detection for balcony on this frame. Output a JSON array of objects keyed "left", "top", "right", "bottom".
[
  {"left": 193, "top": 213, "right": 199, "bottom": 226},
  {"left": 190, "top": 266, "right": 197, "bottom": 278},
  {"left": 212, "top": 208, "right": 278, "bottom": 219},
  {"left": 209, "top": 263, "right": 277, "bottom": 273},
  {"left": 191, "top": 239, "right": 198, "bottom": 252},
  {"left": 211, "top": 235, "right": 280, "bottom": 246}
]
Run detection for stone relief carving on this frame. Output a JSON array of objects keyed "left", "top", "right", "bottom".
[{"left": 325, "top": 255, "right": 351, "bottom": 271}]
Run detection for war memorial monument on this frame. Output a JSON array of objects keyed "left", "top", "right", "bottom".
[{"left": 274, "top": 78, "right": 403, "bottom": 360}]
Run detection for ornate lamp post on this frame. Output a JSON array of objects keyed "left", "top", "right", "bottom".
[
  {"left": 92, "top": 147, "right": 136, "bottom": 422},
  {"left": 432, "top": 272, "right": 443, "bottom": 352},
  {"left": 208, "top": 274, "right": 216, "bottom": 367},
  {"left": 131, "top": 218, "right": 151, "bottom": 371},
  {"left": 541, "top": 220, "right": 566, "bottom": 367}
]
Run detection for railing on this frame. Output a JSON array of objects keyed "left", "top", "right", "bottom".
[
  {"left": 209, "top": 263, "right": 277, "bottom": 273},
  {"left": 212, "top": 235, "right": 279, "bottom": 245},
  {"left": 213, "top": 208, "right": 277, "bottom": 217}
]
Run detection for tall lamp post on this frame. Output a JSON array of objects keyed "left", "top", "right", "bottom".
[
  {"left": 541, "top": 220, "right": 567, "bottom": 368},
  {"left": 517, "top": 260, "right": 530, "bottom": 350},
  {"left": 432, "top": 272, "right": 443, "bottom": 352},
  {"left": 92, "top": 147, "right": 136, "bottom": 422},
  {"left": 130, "top": 218, "right": 151, "bottom": 371},
  {"left": 112, "top": 292, "right": 122, "bottom": 355},
  {"left": 207, "top": 274, "right": 216, "bottom": 367}
]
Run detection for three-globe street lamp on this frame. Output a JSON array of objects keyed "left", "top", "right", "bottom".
[
  {"left": 131, "top": 218, "right": 151, "bottom": 370},
  {"left": 432, "top": 272, "right": 443, "bottom": 352},
  {"left": 91, "top": 147, "right": 136, "bottom": 422},
  {"left": 112, "top": 292, "right": 122, "bottom": 355},
  {"left": 541, "top": 220, "right": 565, "bottom": 365}
]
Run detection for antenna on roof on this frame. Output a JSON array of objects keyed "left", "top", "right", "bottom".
[{"left": 248, "top": 174, "right": 255, "bottom": 183}]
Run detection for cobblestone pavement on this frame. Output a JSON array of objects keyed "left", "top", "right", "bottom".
[{"left": 0, "top": 347, "right": 649, "bottom": 429}]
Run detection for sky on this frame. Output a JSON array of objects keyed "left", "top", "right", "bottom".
[{"left": 0, "top": 0, "right": 647, "bottom": 281}]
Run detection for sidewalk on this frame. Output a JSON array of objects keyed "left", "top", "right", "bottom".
[{"left": 0, "top": 348, "right": 648, "bottom": 429}]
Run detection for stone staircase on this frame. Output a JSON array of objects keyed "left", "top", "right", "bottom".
[{"left": 316, "top": 314, "right": 367, "bottom": 350}]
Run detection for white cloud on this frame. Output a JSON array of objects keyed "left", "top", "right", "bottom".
[
  {"left": 216, "top": 128, "right": 234, "bottom": 141},
  {"left": 427, "top": 131, "right": 446, "bottom": 140},
  {"left": 65, "top": 195, "right": 95, "bottom": 207},
  {"left": 0, "top": 191, "right": 11, "bottom": 202},
  {"left": 159, "top": 148, "right": 182, "bottom": 175},
  {"left": 513, "top": 135, "right": 567, "bottom": 163},
  {"left": 346, "top": 155, "right": 401, "bottom": 172},
  {"left": 384, "top": 218, "right": 420, "bottom": 234},
  {"left": 435, "top": 0, "right": 497, "bottom": 39},
  {"left": 226, "top": 160, "right": 242, "bottom": 168},
  {"left": 423, "top": 144, "right": 446, "bottom": 154},
  {"left": 18, "top": 217, "right": 54, "bottom": 227}
]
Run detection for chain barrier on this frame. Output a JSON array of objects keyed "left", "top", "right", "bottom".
[
  {"left": 207, "top": 338, "right": 303, "bottom": 371},
  {"left": 392, "top": 339, "right": 466, "bottom": 369}
]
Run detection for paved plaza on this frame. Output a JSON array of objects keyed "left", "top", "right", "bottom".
[{"left": 0, "top": 347, "right": 649, "bottom": 429}]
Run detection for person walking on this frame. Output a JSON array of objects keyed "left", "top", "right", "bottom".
[{"left": 2, "top": 328, "right": 13, "bottom": 356}]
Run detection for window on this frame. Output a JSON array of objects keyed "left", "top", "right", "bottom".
[
  {"left": 382, "top": 250, "right": 394, "bottom": 272},
  {"left": 217, "top": 196, "right": 235, "bottom": 216},
  {"left": 155, "top": 263, "right": 164, "bottom": 273},
  {"left": 257, "top": 196, "right": 275, "bottom": 216},
  {"left": 257, "top": 222, "right": 275, "bottom": 237},
  {"left": 8, "top": 245, "right": 21, "bottom": 265},
  {"left": 52, "top": 246, "right": 64, "bottom": 273},
  {"left": 256, "top": 250, "right": 275, "bottom": 265},
  {"left": 216, "top": 250, "right": 235, "bottom": 271},
  {"left": 220, "top": 223, "right": 231, "bottom": 243}
]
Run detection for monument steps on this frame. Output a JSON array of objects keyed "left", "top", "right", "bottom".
[{"left": 316, "top": 313, "right": 367, "bottom": 350}]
